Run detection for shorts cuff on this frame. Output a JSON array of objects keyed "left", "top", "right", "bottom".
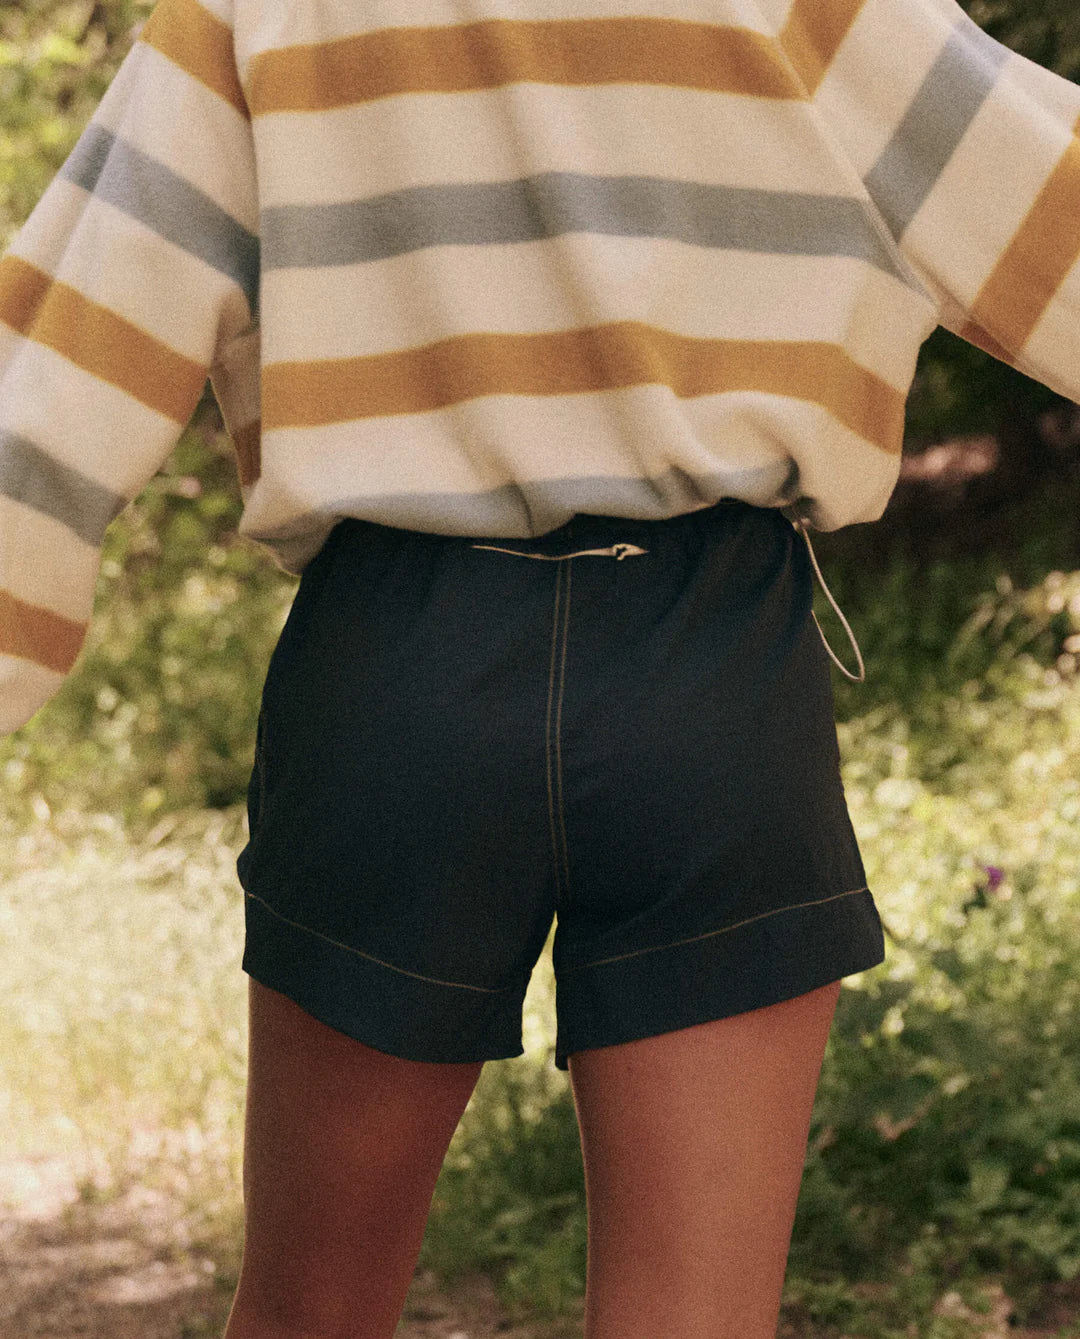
[
  {"left": 241, "top": 890, "right": 529, "bottom": 1065},
  {"left": 551, "top": 885, "right": 885, "bottom": 1071}
]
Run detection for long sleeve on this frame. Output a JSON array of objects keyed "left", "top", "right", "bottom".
[
  {"left": 782, "top": 0, "right": 1080, "bottom": 404},
  {"left": 0, "top": 0, "right": 259, "bottom": 737}
]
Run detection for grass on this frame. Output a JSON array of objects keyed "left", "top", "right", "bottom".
[{"left": 0, "top": 807, "right": 249, "bottom": 1235}]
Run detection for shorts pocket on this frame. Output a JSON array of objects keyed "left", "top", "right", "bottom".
[
  {"left": 262, "top": 521, "right": 348, "bottom": 707},
  {"left": 248, "top": 706, "right": 269, "bottom": 838}
]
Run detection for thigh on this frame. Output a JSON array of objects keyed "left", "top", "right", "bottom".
[
  {"left": 567, "top": 979, "right": 842, "bottom": 1339},
  {"left": 227, "top": 979, "right": 485, "bottom": 1338}
]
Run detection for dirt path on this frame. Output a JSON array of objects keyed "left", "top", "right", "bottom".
[
  {"left": 0, "top": 1155, "right": 579, "bottom": 1338},
  {"left": 3, "top": 1155, "right": 1078, "bottom": 1338}
]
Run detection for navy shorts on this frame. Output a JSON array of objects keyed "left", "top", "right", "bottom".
[{"left": 236, "top": 497, "right": 885, "bottom": 1071}]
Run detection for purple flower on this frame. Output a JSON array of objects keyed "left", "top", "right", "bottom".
[{"left": 979, "top": 863, "right": 1004, "bottom": 890}]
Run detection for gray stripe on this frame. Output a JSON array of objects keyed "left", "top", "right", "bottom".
[
  {"left": 0, "top": 429, "right": 127, "bottom": 546},
  {"left": 60, "top": 123, "right": 260, "bottom": 321},
  {"left": 261, "top": 171, "right": 921, "bottom": 289},
  {"left": 865, "top": 9, "right": 1010, "bottom": 241}
]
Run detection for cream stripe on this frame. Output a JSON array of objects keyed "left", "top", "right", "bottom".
[
  {"left": 0, "top": 655, "right": 67, "bottom": 736},
  {"left": 87, "top": 40, "right": 257, "bottom": 234},
  {"left": 252, "top": 381, "right": 891, "bottom": 498},
  {"left": 689, "top": 396, "right": 903, "bottom": 531},
  {"left": 1003, "top": 42, "right": 1080, "bottom": 128},
  {"left": 138, "top": 0, "right": 249, "bottom": 119},
  {"left": 261, "top": 241, "right": 929, "bottom": 389},
  {"left": 254, "top": 83, "right": 858, "bottom": 207},
  {"left": 0, "top": 494, "right": 102, "bottom": 622},
  {"left": 807, "top": 0, "right": 968, "bottom": 180},
  {"left": 234, "top": 385, "right": 902, "bottom": 569},
  {"left": 898, "top": 74, "right": 1077, "bottom": 321},
  {"left": 0, "top": 334, "right": 196, "bottom": 504},
  {"left": 253, "top": 0, "right": 777, "bottom": 44},
  {"left": 13, "top": 180, "right": 252, "bottom": 367}
]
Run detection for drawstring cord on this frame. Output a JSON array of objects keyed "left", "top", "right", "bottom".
[
  {"left": 471, "top": 516, "right": 866, "bottom": 683},
  {"left": 791, "top": 518, "right": 865, "bottom": 683}
]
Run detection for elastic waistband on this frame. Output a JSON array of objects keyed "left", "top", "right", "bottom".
[
  {"left": 469, "top": 502, "right": 866, "bottom": 683},
  {"left": 335, "top": 500, "right": 866, "bottom": 682},
  {"left": 531, "top": 504, "right": 866, "bottom": 684}
]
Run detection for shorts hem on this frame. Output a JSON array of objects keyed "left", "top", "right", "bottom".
[
  {"left": 241, "top": 889, "right": 528, "bottom": 1066},
  {"left": 551, "top": 884, "right": 886, "bottom": 1071}
]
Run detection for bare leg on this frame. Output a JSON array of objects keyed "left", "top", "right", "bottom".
[
  {"left": 567, "top": 979, "right": 843, "bottom": 1339},
  {"left": 222, "top": 979, "right": 485, "bottom": 1339}
]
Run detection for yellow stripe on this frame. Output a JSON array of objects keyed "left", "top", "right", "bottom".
[
  {"left": 247, "top": 17, "right": 805, "bottom": 115},
  {"left": 263, "top": 323, "right": 906, "bottom": 456},
  {"left": 0, "top": 254, "right": 207, "bottom": 424},
  {"left": 139, "top": 0, "right": 249, "bottom": 120},
  {"left": 963, "top": 117, "right": 1080, "bottom": 361},
  {"left": 232, "top": 418, "right": 262, "bottom": 487},
  {"left": 779, "top": 0, "right": 869, "bottom": 96},
  {"left": 0, "top": 588, "right": 86, "bottom": 675},
  {"left": 953, "top": 319, "right": 1018, "bottom": 367}
]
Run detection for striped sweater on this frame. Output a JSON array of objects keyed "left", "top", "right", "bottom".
[{"left": 2, "top": 0, "right": 1080, "bottom": 734}]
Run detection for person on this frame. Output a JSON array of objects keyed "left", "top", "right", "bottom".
[{"left": 1, "top": 0, "right": 1078, "bottom": 1333}]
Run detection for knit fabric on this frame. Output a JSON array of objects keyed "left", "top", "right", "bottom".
[{"left": 2, "top": 0, "right": 1080, "bottom": 734}]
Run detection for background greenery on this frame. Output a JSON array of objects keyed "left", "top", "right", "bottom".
[{"left": 5, "top": 1, "right": 1080, "bottom": 1336}]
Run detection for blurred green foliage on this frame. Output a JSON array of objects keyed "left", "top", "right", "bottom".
[{"left": 0, "top": 0, "right": 153, "bottom": 243}]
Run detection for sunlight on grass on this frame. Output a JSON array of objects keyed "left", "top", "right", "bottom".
[
  {"left": 0, "top": 807, "right": 249, "bottom": 1230},
  {"left": 0, "top": 802, "right": 563, "bottom": 1251}
]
